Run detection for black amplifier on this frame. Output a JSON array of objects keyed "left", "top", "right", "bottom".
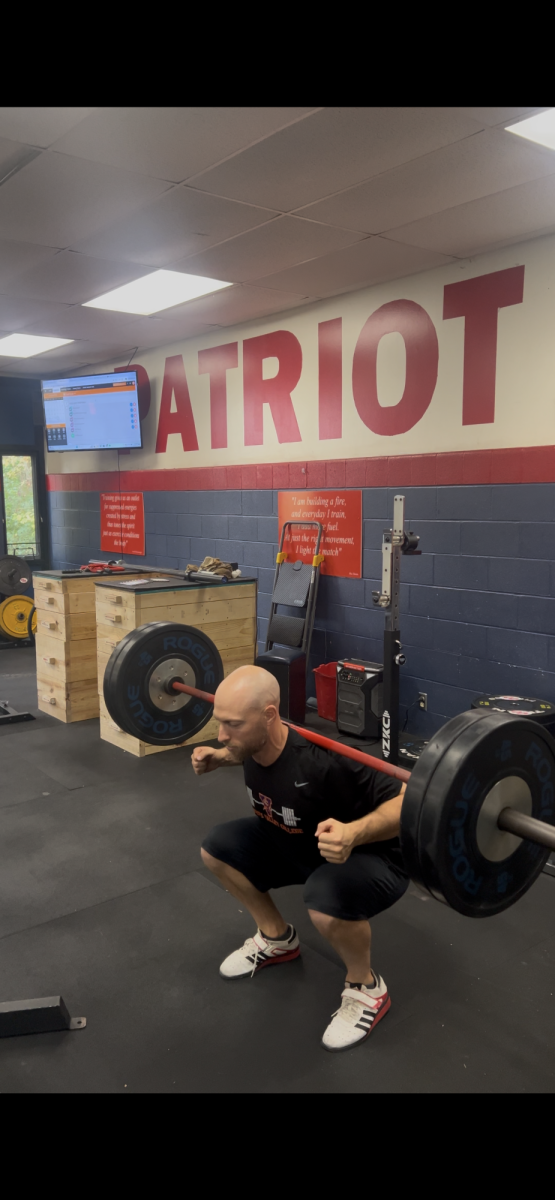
[{"left": 336, "top": 659, "right": 383, "bottom": 738}]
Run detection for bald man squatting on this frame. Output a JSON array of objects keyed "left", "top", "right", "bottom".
[{"left": 194, "top": 666, "right": 409, "bottom": 1052}]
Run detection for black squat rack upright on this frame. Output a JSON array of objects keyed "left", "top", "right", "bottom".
[{"left": 372, "top": 495, "right": 420, "bottom": 767}]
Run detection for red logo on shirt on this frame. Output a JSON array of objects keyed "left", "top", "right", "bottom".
[{"left": 259, "top": 793, "right": 274, "bottom": 819}]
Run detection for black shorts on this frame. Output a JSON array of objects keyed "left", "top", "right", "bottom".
[{"left": 202, "top": 817, "right": 409, "bottom": 921}]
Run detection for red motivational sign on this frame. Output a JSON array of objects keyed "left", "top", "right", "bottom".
[
  {"left": 100, "top": 493, "right": 145, "bottom": 556},
  {"left": 278, "top": 490, "right": 362, "bottom": 578}
]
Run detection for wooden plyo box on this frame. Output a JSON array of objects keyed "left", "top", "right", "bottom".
[
  {"left": 95, "top": 575, "right": 258, "bottom": 757},
  {"left": 32, "top": 568, "right": 160, "bottom": 723}
]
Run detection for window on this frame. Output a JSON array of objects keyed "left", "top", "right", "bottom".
[{"left": 1, "top": 455, "right": 39, "bottom": 558}]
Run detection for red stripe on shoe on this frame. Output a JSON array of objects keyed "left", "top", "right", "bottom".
[{"left": 252, "top": 946, "right": 301, "bottom": 971}]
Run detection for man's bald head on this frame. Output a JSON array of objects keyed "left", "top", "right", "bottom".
[
  {"left": 213, "top": 666, "right": 282, "bottom": 761},
  {"left": 215, "top": 665, "right": 280, "bottom": 718}
]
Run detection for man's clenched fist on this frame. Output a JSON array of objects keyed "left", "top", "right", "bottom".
[
  {"left": 316, "top": 818, "right": 354, "bottom": 864},
  {"left": 191, "top": 746, "right": 224, "bottom": 775}
]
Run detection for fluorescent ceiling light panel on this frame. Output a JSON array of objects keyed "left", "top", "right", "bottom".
[
  {"left": 506, "top": 109, "right": 555, "bottom": 151},
  {"left": 0, "top": 333, "right": 73, "bottom": 358},
  {"left": 83, "top": 269, "right": 232, "bottom": 315}
]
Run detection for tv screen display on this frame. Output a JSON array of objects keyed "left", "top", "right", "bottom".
[{"left": 41, "top": 370, "right": 142, "bottom": 452}]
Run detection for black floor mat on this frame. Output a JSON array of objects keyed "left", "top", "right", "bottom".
[
  {"left": 0, "top": 871, "right": 553, "bottom": 1094},
  {"left": 0, "top": 752, "right": 248, "bottom": 938}
]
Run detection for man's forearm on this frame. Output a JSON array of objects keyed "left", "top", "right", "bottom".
[
  {"left": 214, "top": 747, "right": 242, "bottom": 766},
  {"left": 349, "top": 790, "right": 405, "bottom": 847}
]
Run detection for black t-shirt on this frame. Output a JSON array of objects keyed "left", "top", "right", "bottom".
[{"left": 243, "top": 728, "right": 402, "bottom": 862}]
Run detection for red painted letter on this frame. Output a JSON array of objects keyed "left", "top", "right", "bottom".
[
  {"left": 352, "top": 300, "right": 438, "bottom": 436},
  {"left": 243, "top": 331, "right": 302, "bottom": 445},
  {"left": 155, "top": 355, "right": 199, "bottom": 454},
  {"left": 198, "top": 342, "right": 238, "bottom": 450},
  {"left": 318, "top": 317, "right": 342, "bottom": 440},
  {"left": 443, "top": 265, "right": 525, "bottom": 425},
  {"left": 114, "top": 364, "right": 151, "bottom": 455}
]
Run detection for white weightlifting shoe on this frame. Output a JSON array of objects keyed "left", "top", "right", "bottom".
[
  {"left": 219, "top": 925, "right": 300, "bottom": 979},
  {"left": 322, "top": 975, "right": 391, "bottom": 1051}
]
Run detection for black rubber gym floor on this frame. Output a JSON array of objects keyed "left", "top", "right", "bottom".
[{"left": 0, "top": 646, "right": 554, "bottom": 1093}]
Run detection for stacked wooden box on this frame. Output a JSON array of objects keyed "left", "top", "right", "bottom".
[
  {"left": 95, "top": 576, "right": 258, "bottom": 756},
  {"left": 32, "top": 569, "right": 157, "bottom": 722}
]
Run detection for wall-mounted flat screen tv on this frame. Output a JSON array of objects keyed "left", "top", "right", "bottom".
[{"left": 41, "top": 370, "right": 141, "bottom": 452}]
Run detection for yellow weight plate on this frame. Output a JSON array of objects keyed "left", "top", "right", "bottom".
[{"left": 0, "top": 594, "right": 35, "bottom": 639}]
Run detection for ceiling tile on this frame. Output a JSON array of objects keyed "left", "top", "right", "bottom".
[
  {"left": 5, "top": 339, "right": 137, "bottom": 377},
  {"left": 252, "top": 236, "right": 453, "bottom": 297},
  {"left": 1, "top": 106, "right": 554, "bottom": 356},
  {"left": 22, "top": 303, "right": 154, "bottom": 344},
  {"left": 174, "top": 215, "right": 366, "bottom": 283},
  {"left": 71, "top": 186, "right": 278, "bottom": 266},
  {"left": 0, "top": 108, "right": 96, "bottom": 147},
  {"left": 67, "top": 344, "right": 138, "bottom": 366},
  {"left": 186, "top": 106, "right": 485, "bottom": 211},
  {"left": 0, "top": 138, "right": 41, "bottom": 180},
  {"left": 1, "top": 359, "right": 53, "bottom": 376},
  {"left": 0, "top": 152, "right": 171, "bottom": 246},
  {"left": 385, "top": 175, "right": 555, "bottom": 256},
  {"left": 0, "top": 241, "right": 60, "bottom": 289},
  {"left": 298, "top": 128, "right": 555, "bottom": 234},
  {"left": 51, "top": 107, "right": 319, "bottom": 182},
  {"left": 0, "top": 295, "right": 70, "bottom": 332},
  {"left": 457, "top": 107, "right": 550, "bottom": 128},
  {"left": 6, "top": 250, "right": 151, "bottom": 304},
  {"left": 166, "top": 283, "right": 316, "bottom": 326},
  {"left": 113, "top": 315, "right": 218, "bottom": 349}
]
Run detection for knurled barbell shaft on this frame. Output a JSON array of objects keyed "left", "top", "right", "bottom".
[
  {"left": 497, "top": 806, "right": 555, "bottom": 851},
  {"left": 172, "top": 680, "right": 411, "bottom": 784},
  {"left": 172, "top": 680, "right": 215, "bottom": 705},
  {"left": 285, "top": 721, "right": 411, "bottom": 783}
]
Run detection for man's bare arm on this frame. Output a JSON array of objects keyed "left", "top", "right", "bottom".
[
  {"left": 349, "top": 787, "right": 405, "bottom": 846},
  {"left": 191, "top": 746, "right": 241, "bottom": 775},
  {"left": 316, "top": 786, "right": 405, "bottom": 862}
]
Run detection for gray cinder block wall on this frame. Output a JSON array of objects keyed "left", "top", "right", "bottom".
[{"left": 48, "top": 481, "right": 555, "bottom": 738}]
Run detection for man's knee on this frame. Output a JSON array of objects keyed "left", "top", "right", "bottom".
[
  {"left": 307, "top": 908, "right": 337, "bottom": 935},
  {"left": 200, "top": 846, "right": 227, "bottom": 874}
]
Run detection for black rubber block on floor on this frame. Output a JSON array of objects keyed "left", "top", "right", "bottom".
[
  {"left": 0, "top": 869, "right": 554, "bottom": 1093},
  {"left": 0, "top": 871, "right": 343, "bottom": 1094}
]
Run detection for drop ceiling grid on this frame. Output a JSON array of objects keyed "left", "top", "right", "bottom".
[{"left": 0, "top": 105, "right": 551, "bottom": 375}]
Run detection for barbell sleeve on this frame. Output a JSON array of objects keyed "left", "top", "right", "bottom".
[
  {"left": 497, "top": 806, "right": 555, "bottom": 851},
  {"left": 171, "top": 680, "right": 411, "bottom": 785}
]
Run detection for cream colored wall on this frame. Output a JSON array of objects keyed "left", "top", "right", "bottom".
[{"left": 45, "top": 232, "right": 555, "bottom": 475}]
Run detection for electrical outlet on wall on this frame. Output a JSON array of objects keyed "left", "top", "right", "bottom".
[{"left": 418, "top": 692, "right": 427, "bottom": 711}]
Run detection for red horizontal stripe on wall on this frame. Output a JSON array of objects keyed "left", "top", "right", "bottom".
[{"left": 45, "top": 446, "right": 555, "bottom": 492}]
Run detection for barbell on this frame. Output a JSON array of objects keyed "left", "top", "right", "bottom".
[{"left": 103, "top": 622, "right": 555, "bottom": 920}]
